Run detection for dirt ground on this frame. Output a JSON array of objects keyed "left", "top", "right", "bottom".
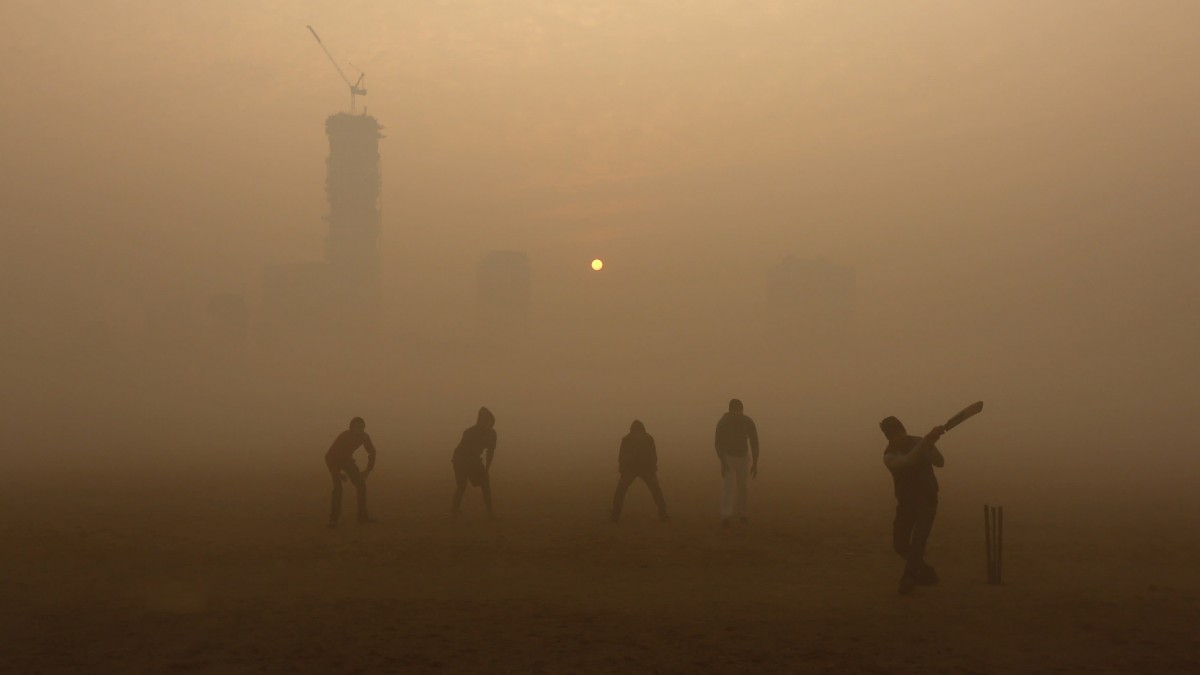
[{"left": 3, "top": 462, "right": 1198, "bottom": 674}]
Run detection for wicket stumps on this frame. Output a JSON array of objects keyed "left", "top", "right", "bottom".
[{"left": 984, "top": 504, "right": 1004, "bottom": 584}]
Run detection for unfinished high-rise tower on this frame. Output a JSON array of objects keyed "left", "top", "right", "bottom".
[
  {"left": 324, "top": 112, "right": 382, "bottom": 307},
  {"left": 261, "top": 27, "right": 384, "bottom": 339}
]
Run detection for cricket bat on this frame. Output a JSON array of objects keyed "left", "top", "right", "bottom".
[{"left": 943, "top": 401, "right": 983, "bottom": 432}]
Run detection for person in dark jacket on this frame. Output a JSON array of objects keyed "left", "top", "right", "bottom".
[
  {"left": 610, "top": 420, "right": 669, "bottom": 523},
  {"left": 325, "top": 416, "right": 377, "bottom": 527},
  {"left": 715, "top": 398, "right": 759, "bottom": 526},
  {"left": 880, "top": 416, "right": 945, "bottom": 595},
  {"left": 451, "top": 407, "right": 497, "bottom": 519}
]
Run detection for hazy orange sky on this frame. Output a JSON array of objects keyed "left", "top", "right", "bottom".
[
  {"left": 3, "top": 0, "right": 1197, "bottom": 354},
  {"left": 1, "top": 0, "right": 1198, "bottom": 486}
]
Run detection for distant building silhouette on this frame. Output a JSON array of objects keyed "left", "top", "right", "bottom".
[
  {"left": 324, "top": 113, "right": 383, "bottom": 308},
  {"left": 766, "top": 255, "right": 856, "bottom": 346},
  {"left": 477, "top": 251, "right": 531, "bottom": 338},
  {"left": 261, "top": 112, "right": 383, "bottom": 336}
]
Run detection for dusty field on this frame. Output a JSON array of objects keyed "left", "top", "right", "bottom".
[{"left": 2, "top": 462, "right": 1198, "bottom": 674}]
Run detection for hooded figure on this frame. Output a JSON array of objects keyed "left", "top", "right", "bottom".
[
  {"left": 451, "top": 407, "right": 497, "bottom": 518},
  {"left": 618, "top": 420, "right": 657, "bottom": 475},
  {"left": 611, "top": 419, "right": 669, "bottom": 523}
]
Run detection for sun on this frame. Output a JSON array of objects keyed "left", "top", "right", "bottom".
[{"left": 591, "top": 258, "right": 604, "bottom": 271}]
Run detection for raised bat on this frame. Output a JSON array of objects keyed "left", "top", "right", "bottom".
[{"left": 943, "top": 400, "right": 983, "bottom": 432}]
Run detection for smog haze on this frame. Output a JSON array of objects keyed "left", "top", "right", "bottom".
[{"left": 2, "top": 2, "right": 1199, "bottom": 672}]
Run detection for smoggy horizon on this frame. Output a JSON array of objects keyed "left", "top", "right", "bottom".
[{"left": 3, "top": 1, "right": 1197, "bottom": 483}]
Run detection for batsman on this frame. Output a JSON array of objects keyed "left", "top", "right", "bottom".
[{"left": 880, "top": 402, "right": 982, "bottom": 595}]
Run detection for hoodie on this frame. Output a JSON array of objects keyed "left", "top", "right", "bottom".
[
  {"left": 452, "top": 407, "right": 497, "bottom": 465},
  {"left": 715, "top": 412, "right": 759, "bottom": 460},
  {"left": 618, "top": 420, "right": 658, "bottom": 475}
]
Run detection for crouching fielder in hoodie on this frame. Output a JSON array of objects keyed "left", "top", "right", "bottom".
[
  {"left": 610, "top": 420, "right": 669, "bottom": 523},
  {"left": 451, "top": 407, "right": 497, "bottom": 519}
]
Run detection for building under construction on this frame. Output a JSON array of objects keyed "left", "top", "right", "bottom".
[
  {"left": 324, "top": 112, "right": 383, "bottom": 309},
  {"left": 260, "top": 28, "right": 383, "bottom": 337},
  {"left": 261, "top": 112, "right": 382, "bottom": 334},
  {"left": 260, "top": 27, "right": 381, "bottom": 333}
]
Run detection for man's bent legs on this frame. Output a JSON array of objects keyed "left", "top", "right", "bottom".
[
  {"left": 451, "top": 463, "right": 469, "bottom": 515},
  {"left": 895, "top": 501, "right": 937, "bottom": 579},
  {"left": 328, "top": 463, "right": 343, "bottom": 525},
  {"left": 893, "top": 504, "right": 915, "bottom": 559},
  {"left": 478, "top": 468, "right": 493, "bottom": 516},
  {"left": 341, "top": 461, "right": 368, "bottom": 522},
  {"left": 905, "top": 502, "right": 937, "bottom": 579},
  {"left": 451, "top": 462, "right": 492, "bottom": 517},
  {"left": 642, "top": 472, "right": 668, "bottom": 520},
  {"left": 612, "top": 474, "right": 636, "bottom": 520}
]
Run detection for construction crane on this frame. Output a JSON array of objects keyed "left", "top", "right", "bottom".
[{"left": 307, "top": 25, "right": 367, "bottom": 113}]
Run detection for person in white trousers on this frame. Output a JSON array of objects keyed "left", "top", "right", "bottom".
[{"left": 714, "top": 398, "right": 759, "bottom": 526}]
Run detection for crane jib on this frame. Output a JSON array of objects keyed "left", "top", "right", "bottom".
[{"left": 307, "top": 25, "right": 367, "bottom": 112}]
